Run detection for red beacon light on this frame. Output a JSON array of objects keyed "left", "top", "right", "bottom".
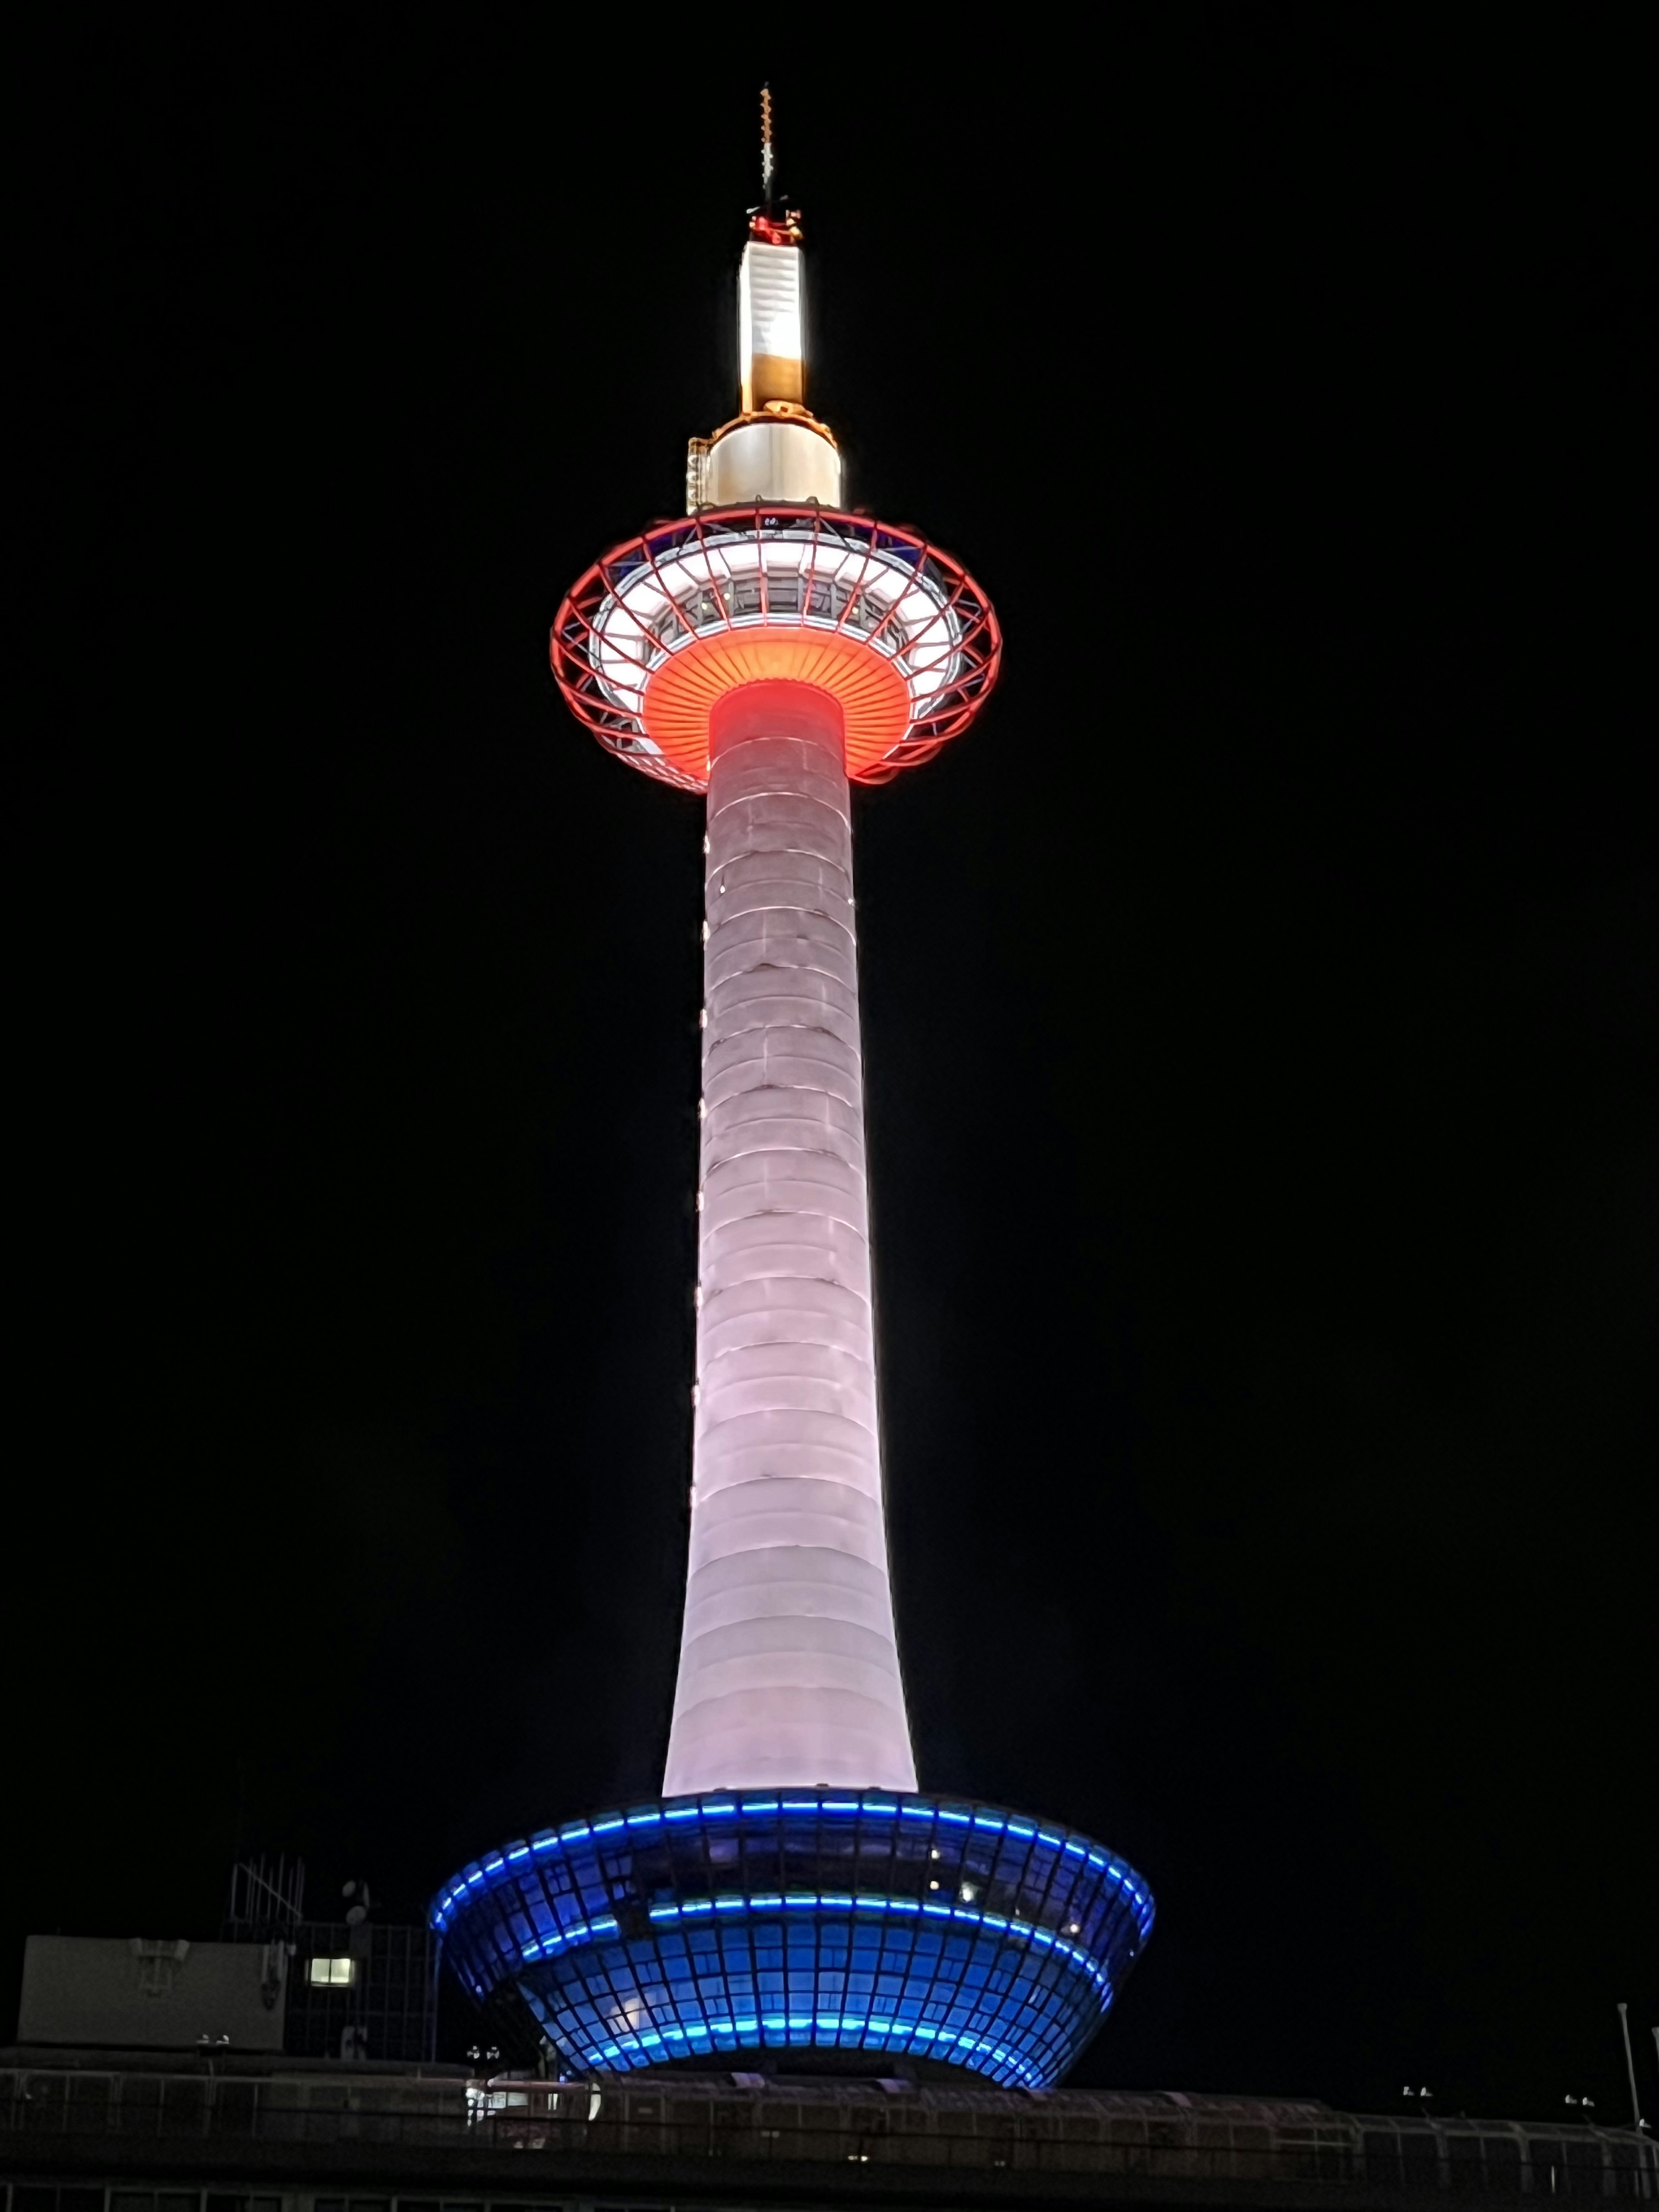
[{"left": 551, "top": 188, "right": 999, "bottom": 791}]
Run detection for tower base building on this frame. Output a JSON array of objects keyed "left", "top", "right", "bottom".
[{"left": 435, "top": 1790, "right": 1150, "bottom": 2090}]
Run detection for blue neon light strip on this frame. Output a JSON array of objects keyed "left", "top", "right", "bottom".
[
  {"left": 566, "top": 2016, "right": 1046, "bottom": 2091},
  {"left": 430, "top": 1790, "right": 1156, "bottom": 1947},
  {"left": 517, "top": 1913, "right": 620, "bottom": 1963},
  {"left": 639, "top": 1892, "right": 1111, "bottom": 1998}
]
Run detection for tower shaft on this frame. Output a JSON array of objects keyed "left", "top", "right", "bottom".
[{"left": 664, "top": 680, "right": 916, "bottom": 1796}]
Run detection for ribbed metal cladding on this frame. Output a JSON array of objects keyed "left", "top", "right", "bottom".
[{"left": 664, "top": 680, "right": 917, "bottom": 1797}]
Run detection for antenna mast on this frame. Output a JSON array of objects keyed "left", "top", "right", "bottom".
[{"left": 760, "top": 83, "right": 775, "bottom": 208}]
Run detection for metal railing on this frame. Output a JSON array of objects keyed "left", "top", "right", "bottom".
[{"left": 4, "top": 2069, "right": 1656, "bottom": 2198}]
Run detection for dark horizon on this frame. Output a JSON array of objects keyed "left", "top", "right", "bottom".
[{"left": 11, "top": 26, "right": 1653, "bottom": 2128}]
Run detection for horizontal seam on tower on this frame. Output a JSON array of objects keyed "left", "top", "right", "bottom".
[
  {"left": 699, "top": 1327, "right": 874, "bottom": 1352},
  {"left": 702, "top": 1275, "right": 871, "bottom": 1306},
  {"left": 698, "top": 1356, "right": 875, "bottom": 1382},
  {"left": 706, "top": 1023, "right": 856, "bottom": 1041},
  {"left": 687, "top": 1542, "right": 892, "bottom": 1571},
  {"left": 708, "top": 1176, "right": 871, "bottom": 1194},
  {"left": 692, "top": 1471, "right": 880, "bottom": 1497},
  {"left": 711, "top": 845, "right": 853, "bottom": 869},
  {"left": 710, "top": 819, "right": 851, "bottom": 844},
  {"left": 711, "top": 963, "right": 857, "bottom": 989},
  {"left": 681, "top": 1612, "right": 898, "bottom": 1642},
  {"left": 710, "top": 986, "right": 858, "bottom": 1006},
  {"left": 707, "top": 1078, "right": 861, "bottom": 1101},
  {"left": 697, "top": 1341, "right": 876, "bottom": 1367},
  {"left": 672, "top": 1672, "right": 907, "bottom": 1702},
  {"left": 703, "top": 1206, "right": 868, "bottom": 1238},
  {"left": 705, "top": 1056, "right": 860, "bottom": 1079},
  {"left": 711, "top": 787, "right": 850, "bottom": 815},
  {"left": 701, "top": 1194, "right": 868, "bottom": 1215},
  {"left": 708, "top": 1159, "right": 871, "bottom": 1176},
  {"left": 711, "top": 910, "right": 854, "bottom": 940},
  {"left": 704, "top": 1162, "right": 866, "bottom": 1183},
  {"left": 669, "top": 1689, "right": 909, "bottom": 1728},
  {"left": 697, "top": 1408, "right": 879, "bottom": 1444},
  {"left": 698, "top": 1329, "right": 874, "bottom": 1356},
  {"left": 680, "top": 1636, "right": 900, "bottom": 1665},
  {"left": 705, "top": 1096, "right": 861, "bottom": 1119},
  {"left": 705, "top": 1097, "right": 862, "bottom": 1116},
  {"left": 711, "top": 886, "right": 853, "bottom": 908},
  {"left": 683, "top": 1612, "right": 899, "bottom": 1636},
  {"left": 710, "top": 1026, "right": 859, "bottom": 1046},
  {"left": 712, "top": 852, "right": 851, "bottom": 874}
]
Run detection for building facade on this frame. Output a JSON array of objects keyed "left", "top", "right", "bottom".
[{"left": 5, "top": 2051, "right": 1656, "bottom": 2205}]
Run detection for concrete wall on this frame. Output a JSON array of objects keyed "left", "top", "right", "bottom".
[{"left": 17, "top": 1935, "right": 286, "bottom": 2050}]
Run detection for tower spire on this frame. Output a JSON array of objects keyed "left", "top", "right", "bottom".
[{"left": 760, "top": 82, "right": 775, "bottom": 209}]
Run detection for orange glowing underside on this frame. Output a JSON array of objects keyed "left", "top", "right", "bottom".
[{"left": 640, "top": 630, "right": 913, "bottom": 785}]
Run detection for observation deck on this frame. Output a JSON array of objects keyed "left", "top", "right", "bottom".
[{"left": 551, "top": 505, "right": 1001, "bottom": 791}]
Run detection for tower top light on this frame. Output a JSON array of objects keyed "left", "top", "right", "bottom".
[
  {"left": 550, "top": 99, "right": 1001, "bottom": 793},
  {"left": 705, "top": 86, "right": 830, "bottom": 508}
]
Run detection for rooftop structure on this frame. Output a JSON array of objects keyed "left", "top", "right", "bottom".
[
  {"left": 433, "top": 95, "right": 1150, "bottom": 2089},
  {"left": 13, "top": 1862, "right": 437, "bottom": 2069}
]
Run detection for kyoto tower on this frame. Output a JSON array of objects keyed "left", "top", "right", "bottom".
[{"left": 432, "top": 98, "right": 1155, "bottom": 2090}]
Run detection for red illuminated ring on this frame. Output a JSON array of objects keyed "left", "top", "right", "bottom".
[{"left": 551, "top": 505, "right": 1001, "bottom": 793}]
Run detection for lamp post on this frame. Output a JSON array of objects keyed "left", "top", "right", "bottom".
[{"left": 1617, "top": 2002, "right": 1645, "bottom": 2129}]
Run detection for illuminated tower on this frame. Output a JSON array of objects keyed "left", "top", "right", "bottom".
[{"left": 433, "top": 101, "right": 1154, "bottom": 2089}]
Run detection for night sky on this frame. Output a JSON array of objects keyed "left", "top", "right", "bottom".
[{"left": 12, "top": 24, "right": 1654, "bottom": 2126}]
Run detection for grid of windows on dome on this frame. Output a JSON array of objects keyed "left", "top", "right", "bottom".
[{"left": 435, "top": 99, "right": 1153, "bottom": 2091}]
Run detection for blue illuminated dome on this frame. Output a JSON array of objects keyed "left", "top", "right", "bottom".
[{"left": 432, "top": 1790, "right": 1153, "bottom": 2091}]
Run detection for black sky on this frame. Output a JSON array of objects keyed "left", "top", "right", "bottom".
[{"left": 10, "top": 22, "right": 1654, "bottom": 2125}]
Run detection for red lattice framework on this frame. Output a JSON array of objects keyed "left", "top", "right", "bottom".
[{"left": 551, "top": 505, "right": 1001, "bottom": 793}]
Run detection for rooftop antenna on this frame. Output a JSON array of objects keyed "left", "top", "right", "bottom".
[
  {"left": 760, "top": 83, "right": 775, "bottom": 210},
  {"left": 225, "top": 1852, "right": 305, "bottom": 1938}
]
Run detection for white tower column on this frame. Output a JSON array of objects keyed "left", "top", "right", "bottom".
[{"left": 664, "top": 680, "right": 917, "bottom": 1797}]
